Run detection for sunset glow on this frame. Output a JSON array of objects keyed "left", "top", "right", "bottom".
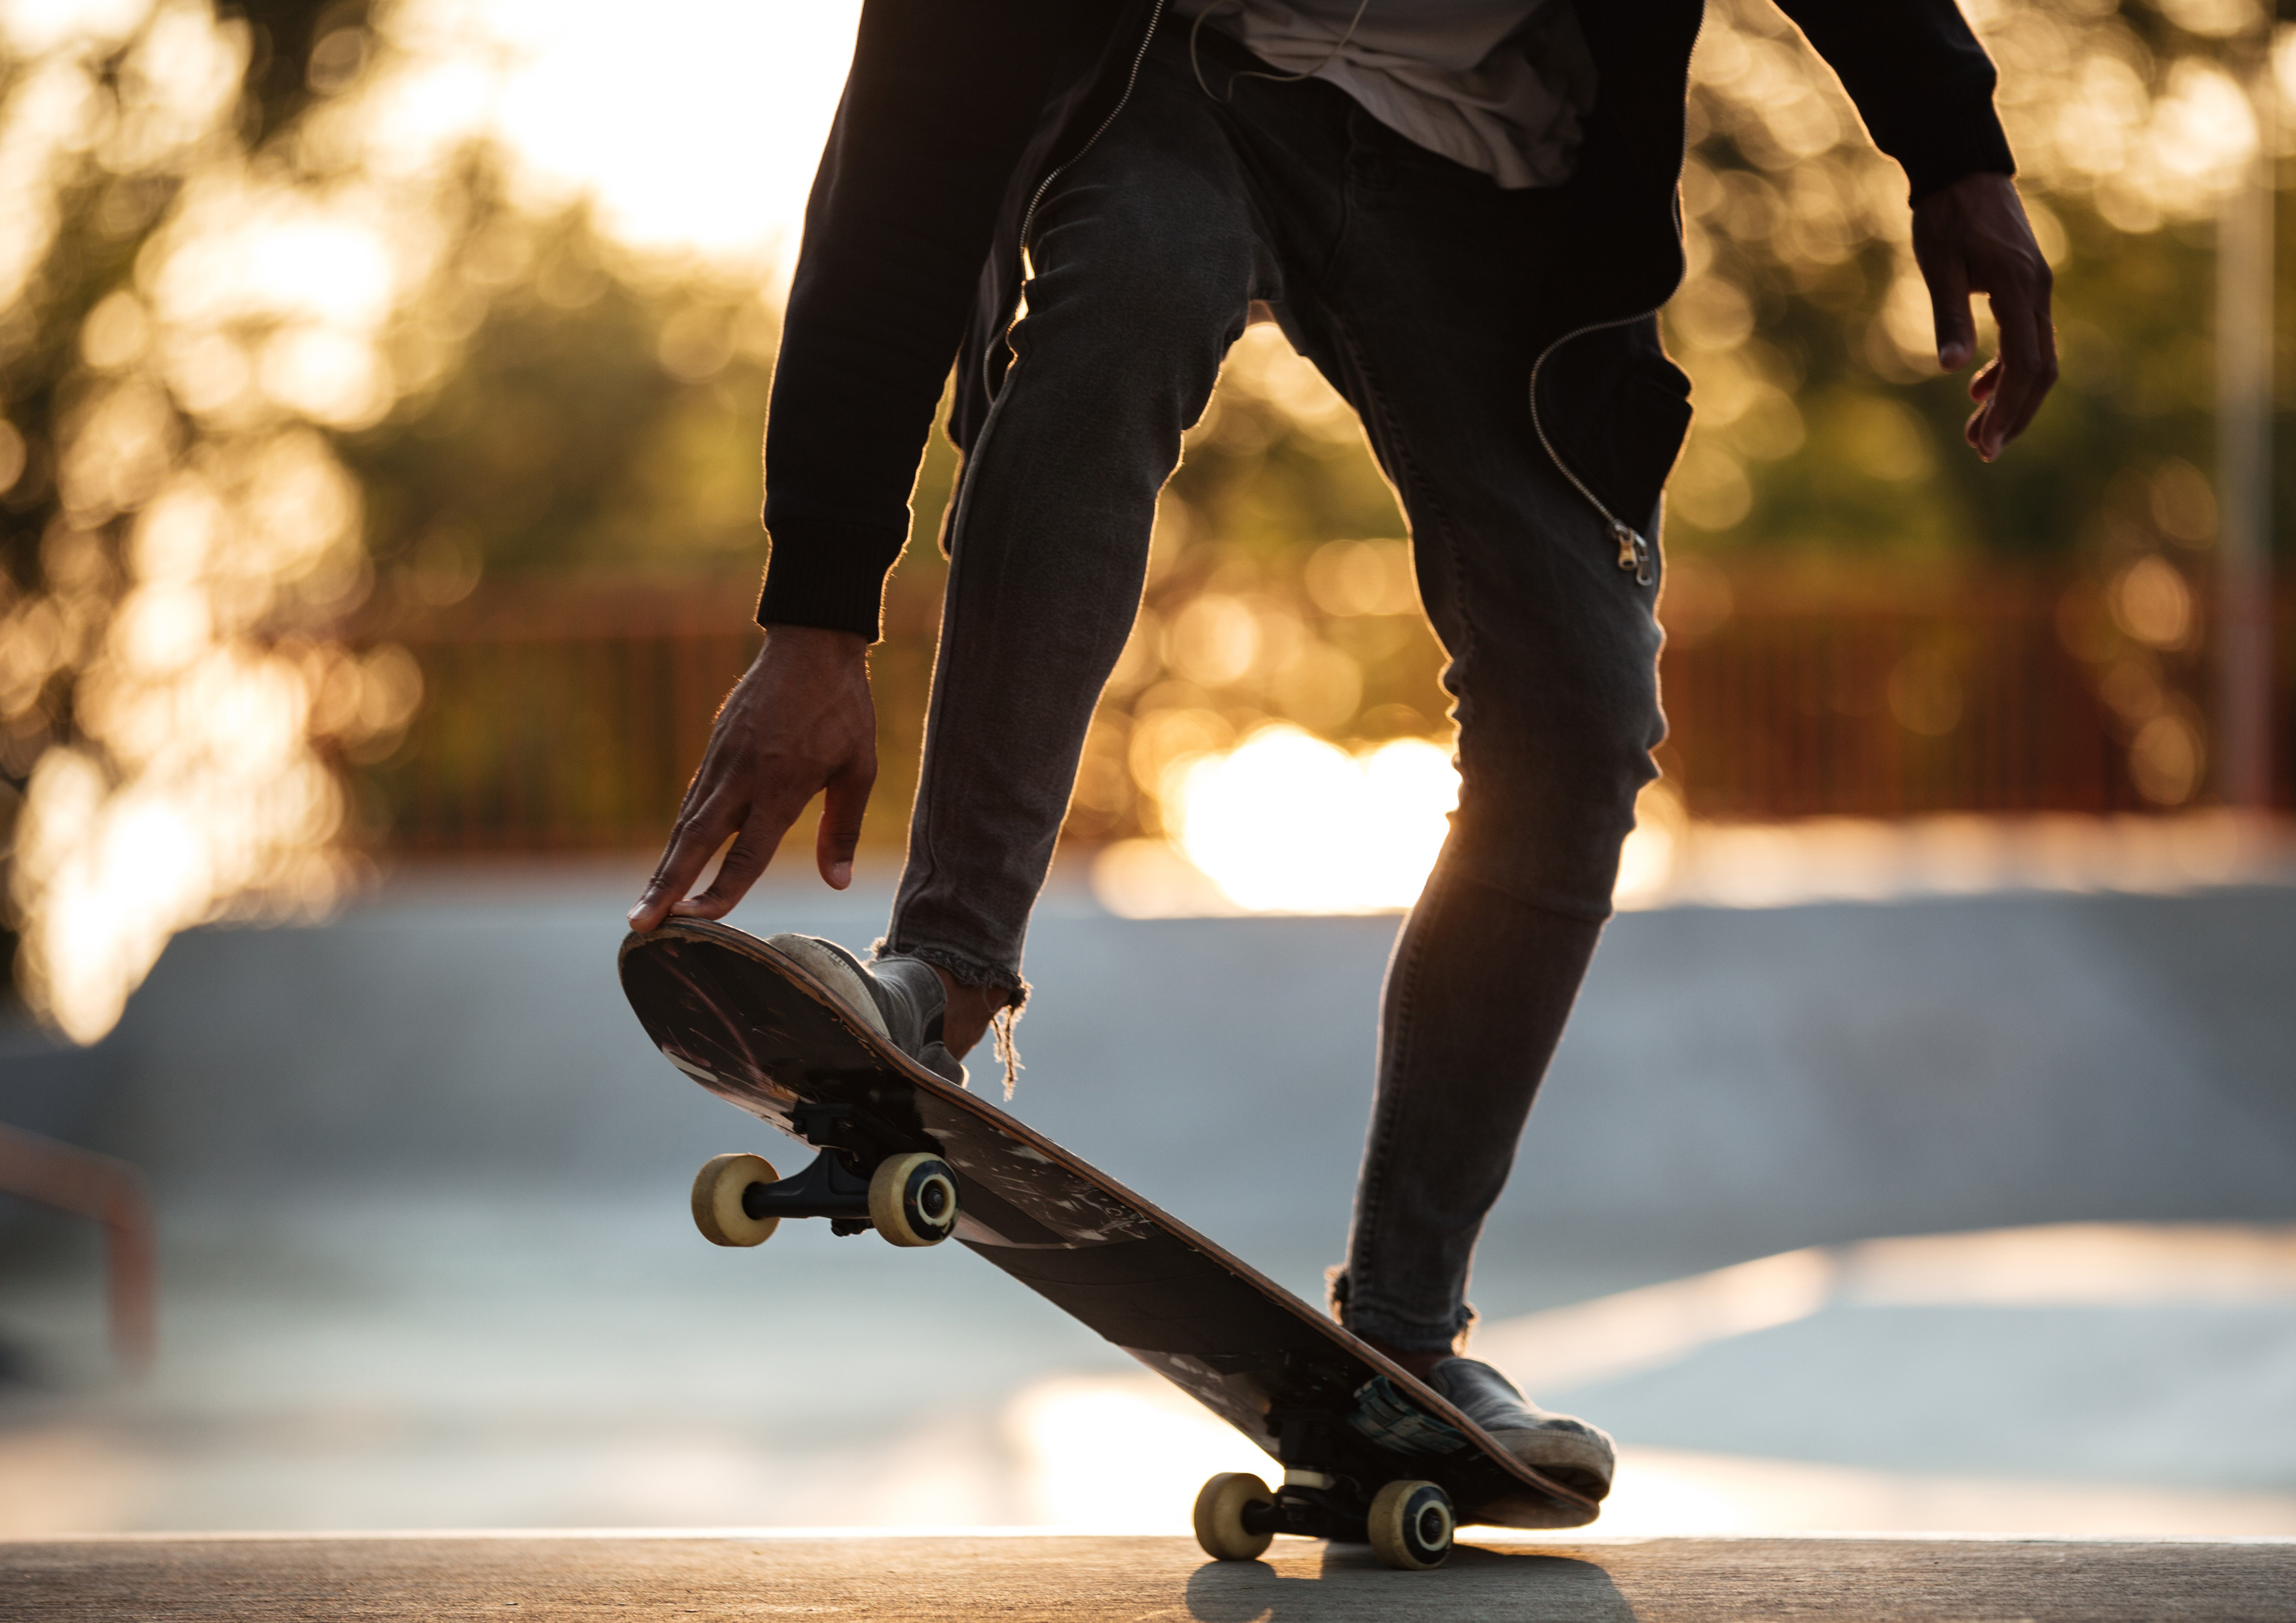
[{"left": 375, "top": 0, "right": 863, "bottom": 269}]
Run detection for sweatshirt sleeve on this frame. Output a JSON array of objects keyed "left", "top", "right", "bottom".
[
  {"left": 1770, "top": 0, "right": 2015, "bottom": 202},
  {"left": 757, "top": 0, "right": 1121, "bottom": 639}
]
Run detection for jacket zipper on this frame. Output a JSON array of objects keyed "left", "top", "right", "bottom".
[
  {"left": 1526, "top": 12, "right": 1704, "bottom": 591},
  {"left": 990, "top": 0, "right": 1169, "bottom": 398}
]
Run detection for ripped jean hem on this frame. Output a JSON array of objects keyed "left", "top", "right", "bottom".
[
  {"left": 873, "top": 939, "right": 1031, "bottom": 1014},
  {"left": 1328, "top": 1266, "right": 1476, "bottom": 1355}
]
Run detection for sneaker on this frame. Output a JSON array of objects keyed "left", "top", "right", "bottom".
[
  {"left": 765, "top": 934, "right": 967, "bottom": 1088},
  {"left": 1425, "top": 1357, "right": 1615, "bottom": 1501}
]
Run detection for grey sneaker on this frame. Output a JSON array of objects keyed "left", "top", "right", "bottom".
[
  {"left": 765, "top": 934, "right": 967, "bottom": 1088},
  {"left": 1426, "top": 1357, "right": 1615, "bottom": 1500}
]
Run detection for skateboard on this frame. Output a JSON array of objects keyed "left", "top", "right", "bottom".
[{"left": 619, "top": 918, "right": 1599, "bottom": 1568}]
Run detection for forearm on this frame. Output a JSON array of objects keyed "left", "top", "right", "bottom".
[
  {"left": 757, "top": 0, "right": 1123, "bottom": 640},
  {"left": 1770, "top": 0, "right": 2015, "bottom": 200}
]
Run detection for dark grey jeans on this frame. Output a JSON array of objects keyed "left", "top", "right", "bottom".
[{"left": 884, "top": 25, "right": 1668, "bottom": 1353}]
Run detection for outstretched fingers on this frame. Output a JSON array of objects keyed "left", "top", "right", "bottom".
[
  {"left": 630, "top": 789, "right": 743, "bottom": 931},
  {"left": 2004, "top": 292, "right": 2058, "bottom": 447},
  {"left": 627, "top": 624, "right": 876, "bottom": 930},
  {"left": 680, "top": 794, "right": 803, "bottom": 919},
  {"left": 1965, "top": 289, "right": 2055, "bottom": 460}
]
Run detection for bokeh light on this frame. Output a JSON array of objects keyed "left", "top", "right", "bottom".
[
  {"left": 3, "top": 0, "right": 873, "bottom": 1039},
  {"left": 371, "top": 0, "right": 861, "bottom": 270},
  {"left": 1102, "top": 726, "right": 1459, "bottom": 915}
]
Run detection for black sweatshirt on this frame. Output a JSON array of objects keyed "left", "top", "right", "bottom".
[{"left": 758, "top": 0, "right": 2014, "bottom": 640}]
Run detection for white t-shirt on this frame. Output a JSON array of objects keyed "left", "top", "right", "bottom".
[{"left": 1175, "top": 0, "right": 1596, "bottom": 189}]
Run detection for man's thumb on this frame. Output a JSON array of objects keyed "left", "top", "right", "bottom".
[{"left": 1929, "top": 255, "right": 1975, "bottom": 371}]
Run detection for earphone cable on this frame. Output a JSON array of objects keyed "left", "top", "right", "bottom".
[{"left": 1189, "top": 0, "right": 1376, "bottom": 104}]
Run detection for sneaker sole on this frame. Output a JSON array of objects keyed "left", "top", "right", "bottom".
[{"left": 1484, "top": 1428, "right": 1615, "bottom": 1499}]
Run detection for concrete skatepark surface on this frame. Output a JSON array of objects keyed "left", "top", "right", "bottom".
[
  {"left": 0, "top": 873, "right": 2292, "bottom": 1543},
  {"left": 7, "top": 1532, "right": 2294, "bottom": 1620}
]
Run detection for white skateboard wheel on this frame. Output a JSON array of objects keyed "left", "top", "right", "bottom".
[
  {"left": 1193, "top": 1471, "right": 1275, "bottom": 1561},
  {"left": 870, "top": 1152, "right": 959, "bottom": 1247},
  {"left": 1366, "top": 1478, "right": 1453, "bottom": 1570},
  {"left": 691, "top": 1152, "right": 779, "bottom": 1247}
]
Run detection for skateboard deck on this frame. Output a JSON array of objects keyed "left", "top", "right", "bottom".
[{"left": 619, "top": 919, "right": 1598, "bottom": 1548}]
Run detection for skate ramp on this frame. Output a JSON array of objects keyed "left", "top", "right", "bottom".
[
  {"left": 1, "top": 880, "right": 2291, "bottom": 1539},
  {"left": 24, "top": 880, "right": 2292, "bottom": 1284}
]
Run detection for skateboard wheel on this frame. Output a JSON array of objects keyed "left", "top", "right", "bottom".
[
  {"left": 1192, "top": 1472, "right": 1275, "bottom": 1561},
  {"left": 1366, "top": 1478, "right": 1453, "bottom": 1571},
  {"left": 691, "top": 1153, "right": 780, "bottom": 1247},
  {"left": 869, "top": 1152, "right": 960, "bottom": 1247}
]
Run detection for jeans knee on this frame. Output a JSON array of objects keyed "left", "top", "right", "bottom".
[
  {"left": 1445, "top": 699, "right": 1663, "bottom": 916},
  {"left": 1020, "top": 196, "right": 1251, "bottom": 399},
  {"left": 1018, "top": 263, "right": 1242, "bottom": 387},
  {"left": 1471, "top": 677, "right": 1661, "bottom": 805}
]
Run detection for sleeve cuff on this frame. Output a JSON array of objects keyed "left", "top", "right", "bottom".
[
  {"left": 754, "top": 518, "right": 905, "bottom": 641},
  {"left": 1901, "top": 111, "right": 2017, "bottom": 204}
]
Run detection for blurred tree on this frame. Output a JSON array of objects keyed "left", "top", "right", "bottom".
[
  {"left": 338, "top": 183, "right": 780, "bottom": 590},
  {"left": 0, "top": 0, "right": 735, "bottom": 1037},
  {"left": 8, "top": 0, "right": 2289, "bottom": 1015},
  {"left": 1648, "top": 0, "right": 2289, "bottom": 812},
  {"left": 1, "top": 0, "right": 381, "bottom": 1035},
  {"left": 232, "top": 0, "right": 373, "bottom": 135},
  {"left": 1662, "top": 0, "right": 2248, "bottom": 571}
]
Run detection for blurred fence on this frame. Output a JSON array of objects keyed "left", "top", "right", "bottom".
[
  {"left": 361, "top": 575, "right": 2293, "bottom": 855},
  {"left": 361, "top": 582, "right": 762, "bottom": 855},
  {"left": 1657, "top": 577, "right": 2293, "bottom": 819}
]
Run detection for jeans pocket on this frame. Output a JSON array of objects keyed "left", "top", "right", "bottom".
[{"left": 1535, "top": 341, "right": 1695, "bottom": 534}]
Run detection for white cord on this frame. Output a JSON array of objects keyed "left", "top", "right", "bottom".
[{"left": 1190, "top": 0, "right": 1376, "bottom": 104}]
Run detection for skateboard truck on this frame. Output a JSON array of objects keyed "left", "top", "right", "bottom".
[
  {"left": 1246, "top": 1409, "right": 1367, "bottom": 1542},
  {"left": 1197, "top": 1463, "right": 1455, "bottom": 1571},
  {"left": 787, "top": 1101, "right": 858, "bottom": 1147},
  {"left": 742, "top": 1148, "right": 874, "bottom": 1227},
  {"left": 1191, "top": 1404, "right": 1457, "bottom": 1569},
  {"left": 736, "top": 1103, "right": 871, "bottom": 1231},
  {"left": 687, "top": 1111, "right": 961, "bottom": 1251}
]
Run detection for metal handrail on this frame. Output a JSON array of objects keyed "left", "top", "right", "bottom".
[{"left": 0, "top": 1125, "right": 156, "bottom": 1373}]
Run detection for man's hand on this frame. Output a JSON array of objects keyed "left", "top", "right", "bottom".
[
  {"left": 627, "top": 624, "right": 876, "bottom": 932},
  {"left": 1912, "top": 172, "right": 2058, "bottom": 462}
]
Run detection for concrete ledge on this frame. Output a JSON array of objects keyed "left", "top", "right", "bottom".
[{"left": 5, "top": 1533, "right": 2291, "bottom": 1620}]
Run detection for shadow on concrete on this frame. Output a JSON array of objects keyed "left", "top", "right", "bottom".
[{"left": 1183, "top": 1545, "right": 1636, "bottom": 1620}]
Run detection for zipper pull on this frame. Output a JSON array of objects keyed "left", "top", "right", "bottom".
[{"left": 1611, "top": 521, "right": 1655, "bottom": 588}]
